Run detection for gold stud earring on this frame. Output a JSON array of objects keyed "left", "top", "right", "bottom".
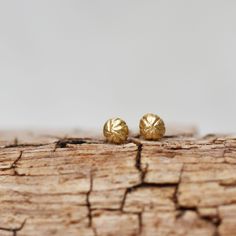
[
  {"left": 103, "top": 118, "right": 129, "bottom": 144},
  {"left": 139, "top": 113, "right": 165, "bottom": 140}
]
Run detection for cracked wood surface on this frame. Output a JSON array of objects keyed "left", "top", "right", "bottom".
[{"left": 0, "top": 129, "right": 236, "bottom": 236}]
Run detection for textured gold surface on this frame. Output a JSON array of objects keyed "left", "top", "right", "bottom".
[
  {"left": 103, "top": 118, "right": 129, "bottom": 144},
  {"left": 139, "top": 113, "right": 165, "bottom": 140}
]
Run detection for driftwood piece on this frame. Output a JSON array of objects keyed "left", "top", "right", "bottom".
[{"left": 0, "top": 128, "right": 236, "bottom": 236}]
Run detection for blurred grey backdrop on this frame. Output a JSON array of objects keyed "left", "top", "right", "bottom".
[{"left": 0, "top": 0, "right": 235, "bottom": 134}]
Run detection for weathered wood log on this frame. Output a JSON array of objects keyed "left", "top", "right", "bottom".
[{"left": 0, "top": 128, "right": 236, "bottom": 236}]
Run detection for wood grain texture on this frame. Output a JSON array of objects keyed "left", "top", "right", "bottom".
[{"left": 0, "top": 128, "right": 236, "bottom": 236}]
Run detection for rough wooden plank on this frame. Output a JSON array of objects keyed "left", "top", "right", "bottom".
[{"left": 0, "top": 130, "right": 235, "bottom": 236}]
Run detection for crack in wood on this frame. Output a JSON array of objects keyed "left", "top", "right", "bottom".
[
  {"left": 173, "top": 164, "right": 184, "bottom": 208},
  {"left": 174, "top": 164, "right": 223, "bottom": 234},
  {"left": 134, "top": 143, "right": 148, "bottom": 182},
  {"left": 137, "top": 212, "right": 142, "bottom": 235},
  {"left": 55, "top": 138, "right": 88, "bottom": 149},
  {"left": 177, "top": 208, "right": 222, "bottom": 236},
  {"left": 1, "top": 151, "right": 23, "bottom": 173},
  {"left": 86, "top": 171, "right": 94, "bottom": 230},
  {"left": 0, "top": 219, "right": 26, "bottom": 236},
  {"left": 86, "top": 171, "right": 99, "bottom": 236},
  {"left": 175, "top": 191, "right": 222, "bottom": 235},
  {"left": 4, "top": 144, "right": 47, "bottom": 148}
]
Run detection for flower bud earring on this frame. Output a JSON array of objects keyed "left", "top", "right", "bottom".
[
  {"left": 139, "top": 113, "right": 165, "bottom": 140},
  {"left": 103, "top": 118, "right": 129, "bottom": 144}
]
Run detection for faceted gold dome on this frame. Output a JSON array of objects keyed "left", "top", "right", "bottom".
[
  {"left": 103, "top": 118, "right": 129, "bottom": 144},
  {"left": 139, "top": 113, "right": 165, "bottom": 140}
]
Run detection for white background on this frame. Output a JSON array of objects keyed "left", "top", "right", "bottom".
[{"left": 0, "top": 0, "right": 235, "bottom": 134}]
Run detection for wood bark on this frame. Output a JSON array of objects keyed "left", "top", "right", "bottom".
[{"left": 0, "top": 128, "right": 236, "bottom": 236}]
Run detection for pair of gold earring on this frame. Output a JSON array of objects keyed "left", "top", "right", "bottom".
[{"left": 103, "top": 113, "right": 165, "bottom": 144}]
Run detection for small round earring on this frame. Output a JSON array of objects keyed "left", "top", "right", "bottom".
[
  {"left": 103, "top": 118, "right": 129, "bottom": 144},
  {"left": 139, "top": 113, "right": 166, "bottom": 140}
]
